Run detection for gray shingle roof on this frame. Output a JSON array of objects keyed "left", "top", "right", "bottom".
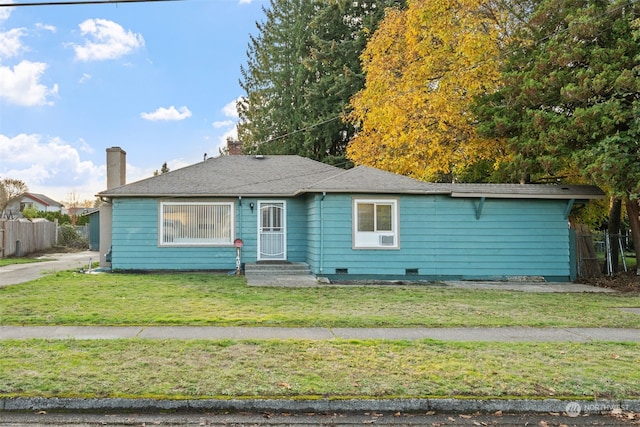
[
  {"left": 450, "top": 183, "right": 606, "bottom": 199},
  {"left": 99, "top": 155, "right": 341, "bottom": 197},
  {"left": 307, "top": 166, "right": 451, "bottom": 194},
  {"left": 26, "top": 193, "right": 64, "bottom": 207},
  {"left": 98, "top": 155, "right": 605, "bottom": 200}
]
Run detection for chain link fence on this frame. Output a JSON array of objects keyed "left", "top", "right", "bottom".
[{"left": 575, "top": 229, "right": 633, "bottom": 278}]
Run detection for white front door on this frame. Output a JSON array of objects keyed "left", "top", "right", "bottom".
[{"left": 258, "top": 201, "right": 286, "bottom": 261}]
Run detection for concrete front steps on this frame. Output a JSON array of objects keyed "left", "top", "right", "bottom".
[
  {"left": 243, "top": 262, "right": 318, "bottom": 287},
  {"left": 244, "top": 262, "right": 312, "bottom": 276}
]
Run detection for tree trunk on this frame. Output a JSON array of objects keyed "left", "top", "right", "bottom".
[
  {"left": 607, "top": 198, "right": 622, "bottom": 274},
  {"left": 625, "top": 198, "right": 640, "bottom": 275}
]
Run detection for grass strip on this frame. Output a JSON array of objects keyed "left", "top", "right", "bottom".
[
  {"left": 1, "top": 272, "right": 640, "bottom": 328},
  {"left": 0, "top": 339, "right": 638, "bottom": 400},
  {"left": 0, "top": 258, "right": 50, "bottom": 267}
]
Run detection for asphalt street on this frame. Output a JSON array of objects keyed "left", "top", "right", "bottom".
[{"left": 0, "top": 411, "right": 637, "bottom": 426}]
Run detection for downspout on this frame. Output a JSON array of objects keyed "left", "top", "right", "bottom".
[
  {"left": 320, "top": 192, "right": 326, "bottom": 274},
  {"left": 237, "top": 196, "right": 242, "bottom": 238}
]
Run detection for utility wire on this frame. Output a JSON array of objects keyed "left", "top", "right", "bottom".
[
  {"left": 257, "top": 115, "right": 342, "bottom": 146},
  {"left": 0, "top": 0, "right": 181, "bottom": 6}
]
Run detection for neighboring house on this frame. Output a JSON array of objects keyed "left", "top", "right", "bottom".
[
  {"left": 98, "top": 148, "right": 605, "bottom": 282},
  {"left": 2, "top": 193, "right": 64, "bottom": 219}
]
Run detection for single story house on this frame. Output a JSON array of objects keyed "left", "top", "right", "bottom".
[
  {"left": 2, "top": 193, "right": 64, "bottom": 219},
  {"left": 98, "top": 147, "right": 604, "bottom": 281}
]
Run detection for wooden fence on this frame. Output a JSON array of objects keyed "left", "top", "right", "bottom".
[{"left": 0, "top": 219, "right": 57, "bottom": 258}]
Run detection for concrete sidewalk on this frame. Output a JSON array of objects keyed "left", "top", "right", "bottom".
[{"left": 1, "top": 325, "right": 639, "bottom": 341}]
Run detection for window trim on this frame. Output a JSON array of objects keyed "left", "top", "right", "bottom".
[
  {"left": 159, "top": 200, "right": 235, "bottom": 247},
  {"left": 352, "top": 197, "right": 400, "bottom": 249}
]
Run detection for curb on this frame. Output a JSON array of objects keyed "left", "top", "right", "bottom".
[{"left": 2, "top": 397, "right": 639, "bottom": 415}]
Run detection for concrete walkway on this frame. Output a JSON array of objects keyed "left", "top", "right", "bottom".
[
  {"left": 1, "top": 325, "right": 639, "bottom": 341},
  {"left": 0, "top": 250, "right": 98, "bottom": 287}
]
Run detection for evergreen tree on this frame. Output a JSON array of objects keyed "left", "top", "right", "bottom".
[
  {"left": 475, "top": 0, "right": 640, "bottom": 271},
  {"left": 238, "top": 0, "right": 320, "bottom": 156},
  {"left": 238, "top": 0, "right": 403, "bottom": 165},
  {"left": 302, "top": 0, "right": 405, "bottom": 165}
]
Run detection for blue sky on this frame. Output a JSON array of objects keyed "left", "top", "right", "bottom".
[{"left": 0, "top": 0, "right": 267, "bottom": 204}]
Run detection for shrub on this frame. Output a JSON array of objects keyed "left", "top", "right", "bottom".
[{"left": 58, "top": 224, "right": 88, "bottom": 249}]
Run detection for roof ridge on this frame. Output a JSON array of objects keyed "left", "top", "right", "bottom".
[{"left": 302, "top": 166, "right": 353, "bottom": 190}]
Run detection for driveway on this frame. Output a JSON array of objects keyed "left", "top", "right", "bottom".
[{"left": 0, "top": 251, "right": 99, "bottom": 287}]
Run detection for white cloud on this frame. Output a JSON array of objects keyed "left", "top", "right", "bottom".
[
  {"left": 35, "top": 23, "right": 56, "bottom": 33},
  {"left": 222, "top": 97, "right": 240, "bottom": 118},
  {"left": 211, "top": 98, "right": 240, "bottom": 128},
  {"left": 213, "top": 127, "right": 238, "bottom": 156},
  {"left": 77, "top": 138, "right": 94, "bottom": 153},
  {"left": 0, "top": 2, "right": 13, "bottom": 22},
  {"left": 0, "top": 60, "right": 58, "bottom": 106},
  {"left": 0, "top": 28, "right": 26, "bottom": 59},
  {"left": 79, "top": 73, "right": 92, "bottom": 83},
  {"left": 212, "top": 120, "right": 234, "bottom": 128},
  {"left": 0, "top": 133, "right": 104, "bottom": 202},
  {"left": 141, "top": 105, "right": 192, "bottom": 121},
  {"left": 72, "top": 19, "right": 144, "bottom": 62}
]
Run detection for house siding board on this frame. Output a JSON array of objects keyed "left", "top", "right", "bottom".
[
  {"left": 285, "top": 197, "right": 308, "bottom": 263},
  {"left": 236, "top": 198, "right": 257, "bottom": 264},
  {"left": 111, "top": 196, "right": 309, "bottom": 270},
  {"left": 110, "top": 192, "right": 572, "bottom": 279},
  {"left": 111, "top": 198, "right": 238, "bottom": 270},
  {"left": 305, "top": 195, "right": 321, "bottom": 272},
  {"left": 431, "top": 197, "right": 569, "bottom": 278},
  {"left": 316, "top": 194, "right": 571, "bottom": 280}
]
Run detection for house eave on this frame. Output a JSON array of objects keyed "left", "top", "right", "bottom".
[
  {"left": 302, "top": 189, "right": 451, "bottom": 196},
  {"left": 450, "top": 192, "right": 606, "bottom": 200},
  {"left": 99, "top": 190, "right": 606, "bottom": 200},
  {"left": 98, "top": 192, "right": 302, "bottom": 198}
]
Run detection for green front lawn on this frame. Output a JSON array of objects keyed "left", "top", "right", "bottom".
[
  {"left": 2, "top": 271, "right": 639, "bottom": 400},
  {"left": 0, "top": 257, "right": 50, "bottom": 267},
  {"left": 1, "top": 271, "right": 639, "bottom": 328},
  {"left": 1, "top": 339, "right": 638, "bottom": 399}
]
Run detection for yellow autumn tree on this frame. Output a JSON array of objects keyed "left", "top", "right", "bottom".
[{"left": 346, "top": 0, "right": 506, "bottom": 181}]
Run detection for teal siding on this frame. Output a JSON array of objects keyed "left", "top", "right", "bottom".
[
  {"left": 236, "top": 198, "right": 257, "bottom": 264},
  {"left": 286, "top": 197, "right": 308, "bottom": 262},
  {"left": 111, "top": 196, "right": 308, "bottom": 270},
  {"left": 311, "top": 194, "right": 572, "bottom": 281},
  {"left": 111, "top": 198, "right": 239, "bottom": 270},
  {"left": 112, "top": 193, "right": 573, "bottom": 280},
  {"left": 305, "top": 194, "right": 322, "bottom": 274}
]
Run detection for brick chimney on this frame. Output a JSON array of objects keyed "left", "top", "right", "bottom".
[{"left": 226, "top": 138, "right": 243, "bottom": 156}]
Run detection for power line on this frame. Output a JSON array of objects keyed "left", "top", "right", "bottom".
[
  {"left": 258, "top": 115, "right": 342, "bottom": 145},
  {"left": 0, "top": 0, "right": 181, "bottom": 7}
]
